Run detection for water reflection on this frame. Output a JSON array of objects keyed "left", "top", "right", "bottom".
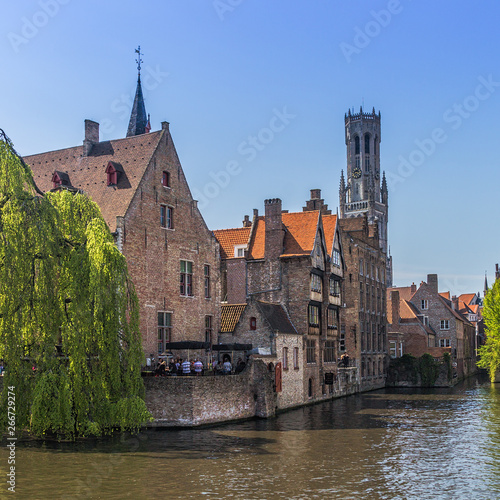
[{"left": 1, "top": 375, "right": 499, "bottom": 499}]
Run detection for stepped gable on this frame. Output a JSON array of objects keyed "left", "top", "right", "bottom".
[{"left": 24, "top": 130, "right": 163, "bottom": 232}]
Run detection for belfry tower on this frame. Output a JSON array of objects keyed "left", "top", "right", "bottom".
[{"left": 339, "top": 106, "right": 392, "bottom": 285}]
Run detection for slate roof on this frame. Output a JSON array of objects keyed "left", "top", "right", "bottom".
[
  {"left": 127, "top": 76, "right": 149, "bottom": 137},
  {"left": 256, "top": 301, "right": 298, "bottom": 334},
  {"left": 220, "top": 304, "right": 247, "bottom": 333},
  {"left": 213, "top": 227, "right": 251, "bottom": 259},
  {"left": 25, "top": 130, "right": 164, "bottom": 232}
]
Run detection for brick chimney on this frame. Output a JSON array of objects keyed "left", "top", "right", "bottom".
[
  {"left": 410, "top": 282, "right": 417, "bottom": 294},
  {"left": 302, "top": 189, "right": 332, "bottom": 215},
  {"left": 264, "top": 198, "right": 284, "bottom": 259},
  {"left": 242, "top": 215, "right": 251, "bottom": 228},
  {"left": 83, "top": 119, "right": 99, "bottom": 157},
  {"left": 427, "top": 274, "right": 438, "bottom": 294},
  {"left": 390, "top": 290, "right": 400, "bottom": 325}
]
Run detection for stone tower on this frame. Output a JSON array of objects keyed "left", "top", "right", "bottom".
[{"left": 339, "top": 106, "right": 392, "bottom": 286}]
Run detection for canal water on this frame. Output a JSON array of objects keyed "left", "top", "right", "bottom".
[{"left": 1, "top": 375, "right": 499, "bottom": 499}]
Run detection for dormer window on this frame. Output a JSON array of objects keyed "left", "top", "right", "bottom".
[
  {"left": 162, "top": 171, "right": 170, "bottom": 187},
  {"left": 105, "top": 161, "right": 123, "bottom": 186},
  {"left": 51, "top": 171, "right": 70, "bottom": 190}
]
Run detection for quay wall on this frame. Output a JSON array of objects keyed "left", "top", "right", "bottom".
[{"left": 144, "top": 359, "right": 276, "bottom": 427}]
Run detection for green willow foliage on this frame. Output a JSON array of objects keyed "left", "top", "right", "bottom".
[
  {"left": 478, "top": 278, "right": 500, "bottom": 381},
  {"left": 0, "top": 135, "right": 152, "bottom": 438}
]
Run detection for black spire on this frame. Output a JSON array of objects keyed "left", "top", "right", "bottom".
[{"left": 126, "top": 46, "right": 149, "bottom": 137}]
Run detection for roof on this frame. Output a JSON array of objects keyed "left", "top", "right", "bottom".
[
  {"left": 247, "top": 210, "right": 336, "bottom": 260},
  {"left": 256, "top": 301, "right": 298, "bottom": 334},
  {"left": 387, "top": 286, "right": 417, "bottom": 302},
  {"left": 213, "top": 227, "right": 251, "bottom": 259},
  {"left": 127, "top": 76, "right": 149, "bottom": 137},
  {"left": 438, "top": 295, "right": 472, "bottom": 325},
  {"left": 458, "top": 293, "right": 476, "bottom": 305},
  {"left": 439, "top": 292, "right": 451, "bottom": 300},
  {"left": 220, "top": 304, "right": 247, "bottom": 333},
  {"left": 25, "top": 130, "right": 164, "bottom": 232}
]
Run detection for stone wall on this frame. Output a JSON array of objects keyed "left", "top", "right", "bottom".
[{"left": 144, "top": 359, "right": 276, "bottom": 427}]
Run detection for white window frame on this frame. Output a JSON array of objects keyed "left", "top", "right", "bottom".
[
  {"left": 234, "top": 244, "right": 246, "bottom": 258},
  {"left": 421, "top": 299, "right": 428, "bottom": 310},
  {"left": 440, "top": 320, "right": 450, "bottom": 330}
]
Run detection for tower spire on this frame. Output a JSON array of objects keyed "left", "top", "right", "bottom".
[{"left": 127, "top": 46, "right": 149, "bottom": 137}]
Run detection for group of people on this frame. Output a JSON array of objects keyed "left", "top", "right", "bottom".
[{"left": 151, "top": 354, "right": 247, "bottom": 376}]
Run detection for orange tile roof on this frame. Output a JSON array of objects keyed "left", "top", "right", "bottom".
[
  {"left": 458, "top": 293, "right": 476, "bottom": 305},
  {"left": 322, "top": 214, "right": 338, "bottom": 253},
  {"left": 220, "top": 304, "right": 247, "bottom": 333},
  {"left": 439, "top": 292, "right": 451, "bottom": 300},
  {"left": 281, "top": 211, "right": 320, "bottom": 256},
  {"left": 249, "top": 216, "right": 265, "bottom": 259},
  {"left": 387, "top": 286, "right": 417, "bottom": 302},
  {"left": 213, "top": 227, "right": 251, "bottom": 259},
  {"left": 25, "top": 130, "right": 164, "bottom": 232}
]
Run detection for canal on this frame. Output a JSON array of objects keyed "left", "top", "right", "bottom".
[{"left": 1, "top": 375, "right": 499, "bottom": 499}]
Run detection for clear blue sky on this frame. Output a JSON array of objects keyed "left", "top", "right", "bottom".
[{"left": 1, "top": 0, "right": 498, "bottom": 296}]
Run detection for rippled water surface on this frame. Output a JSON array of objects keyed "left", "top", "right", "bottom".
[{"left": 2, "top": 375, "right": 500, "bottom": 499}]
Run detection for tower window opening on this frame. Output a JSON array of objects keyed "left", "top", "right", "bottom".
[
  {"left": 365, "top": 134, "right": 370, "bottom": 154},
  {"left": 355, "top": 136, "right": 360, "bottom": 155}
]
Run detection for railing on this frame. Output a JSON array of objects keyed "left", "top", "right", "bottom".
[{"left": 344, "top": 201, "right": 368, "bottom": 212}]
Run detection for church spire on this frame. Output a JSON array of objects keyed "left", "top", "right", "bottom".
[{"left": 126, "top": 46, "right": 149, "bottom": 137}]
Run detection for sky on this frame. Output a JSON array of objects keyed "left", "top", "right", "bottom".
[{"left": 1, "top": 0, "right": 499, "bottom": 297}]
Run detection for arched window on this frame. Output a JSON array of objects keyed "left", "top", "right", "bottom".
[
  {"left": 365, "top": 134, "right": 370, "bottom": 154},
  {"left": 374, "top": 136, "right": 378, "bottom": 155},
  {"left": 354, "top": 136, "right": 360, "bottom": 155}
]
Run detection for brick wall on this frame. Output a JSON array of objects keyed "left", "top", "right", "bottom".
[
  {"left": 121, "top": 129, "right": 220, "bottom": 357},
  {"left": 144, "top": 358, "right": 276, "bottom": 426}
]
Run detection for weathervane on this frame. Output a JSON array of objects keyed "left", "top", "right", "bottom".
[{"left": 135, "top": 45, "right": 143, "bottom": 75}]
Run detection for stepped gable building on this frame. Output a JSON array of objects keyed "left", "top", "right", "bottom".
[
  {"left": 214, "top": 190, "right": 347, "bottom": 403},
  {"left": 338, "top": 107, "right": 390, "bottom": 391},
  {"left": 387, "top": 274, "right": 477, "bottom": 379},
  {"left": 25, "top": 65, "right": 220, "bottom": 359}
]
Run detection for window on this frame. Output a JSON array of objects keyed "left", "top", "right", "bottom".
[
  {"left": 311, "top": 274, "right": 322, "bottom": 293},
  {"left": 205, "top": 315, "right": 212, "bottom": 343},
  {"left": 355, "top": 136, "right": 360, "bottom": 155},
  {"left": 157, "top": 312, "right": 172, "bottom": 355},
  {"left": 359, "top": 259, "right": 364, "bottom": 275},
  {"left": 293, "top": 347, "right": 299, "bottom": 369},
  {"left": 440, "top": 320, "right": 450, "bottom": 330},
  {"left": 234, "top": 244, "right": 246, "bottom": 257},
  {"left": 250, "top": 317, "right": 257, "bottom": 330},
  {"left": 161, "top": 171, "right": 170, "bottom": 187},
  {"left": 160, "top": 205, "right": 173, "bottom": 229},
  {"left": 422, "top": 316, "right": 429, "bottom": 326},
  {"left": 327, "top": 308, "right": 338, "bottom": 329},
  {"left": 283, "top": 347, "right": 288, "bottom": 370},
  {"left": 355, "top": 156, "right": 360, "bottom": 168},
  {"left": 204, "top": 265, "right": 211, "bottom": 298},
  {"left": 180, "top": 260, "right": 193, "bottom": 296},
  {"left": 339, "top": 327, "right": 346, "bottom": 352},
  {"left": 365, "top": 156, "right": 370, "bottom": 173},
  {"left": 306, "top": 339, "right": 316, "bottom": 364},
  {"left": 439, "top": 338, "right": 451, "bottom": 347},
  {"left": 329, "top": 278, "right": 340, "bottom": 297},
  {"left": 333, "top": 249, "right": 340, "bottom": 267},
  {"left": 308, "top": 305, "right": 320, "bottom": 327},
  {"left": 421, "top": 299, "right": 428, "bottom": 310},
  {"left": 365, "top": 133, "right": 370, "bottom": 154},
  {"left": 324, "top": 341, "right": 335, "bottom": 363}
]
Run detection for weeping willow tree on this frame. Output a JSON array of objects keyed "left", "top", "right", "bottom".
[
  {"left": 478, "top": 278, "right": 500, "bottom": 381},
  {"left": 0, "top": 130, "right": 151, "bottom": 438}
]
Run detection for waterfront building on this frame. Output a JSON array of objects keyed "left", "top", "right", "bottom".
[
  {"left": 338, "top": 107, "right": 390, "bottom": 391},
  {"left": 214, "top": 190, "right": 349, "bottom": 405},
  {"left": 387, "top": 274, "right": 477, "bottom": 379},
  {"left": 25, "top": 69, "right": 220, "bottom": 358}
]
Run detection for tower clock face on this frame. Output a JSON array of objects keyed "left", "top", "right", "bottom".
[{"left": 353, "top": 167, "right": 362, "bottom": 179}]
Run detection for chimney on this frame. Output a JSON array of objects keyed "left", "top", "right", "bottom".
[
  {"left": 427, "top": 274, "right": 438, "bottom": 294},
  {"left": 161, "top": 121, "right": 169, "bottom": 131},
  {"left": 410, "top": 282, "right": 417, "bottom": 294},
  {"left": 451, "top": 295, "right": 459, "bottom": 311},
  {"left": 264, "top": 198, "right": 283, "bottom": 259},
  {"left": 391, "top": 290, "right": 400, "bottom": 325},
  {"left": 311, "top": 189, "right": 321, "bottom": 200},
  {"left": 83, "top": 120, "right": 99, "bottom": 157},
  {"left": 242, "top": 215, "right": 251, "bottom": 228},
  {"left": 302, "top": 188, "right": 331, "bottom": 214}
]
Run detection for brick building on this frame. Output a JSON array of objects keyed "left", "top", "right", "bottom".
[
  {"left": 338, "top": 107, "right": 390, "bottom": 391},
  {"left": 25, "top": 72, "right": 220, "bottom": 358},
  {"left": 387, "top": 274, "right": 477, "bottom": 379},
  {"left": 214, "top": 190, "right": 346, "bottom": 404}
]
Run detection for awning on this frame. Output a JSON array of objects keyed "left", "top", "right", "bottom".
[
  {"left": 163, "top": 341, "right": 211, "bottom": 350},
  {"left": 212, "top": 343, "right": 253, "bottom": 351}
]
